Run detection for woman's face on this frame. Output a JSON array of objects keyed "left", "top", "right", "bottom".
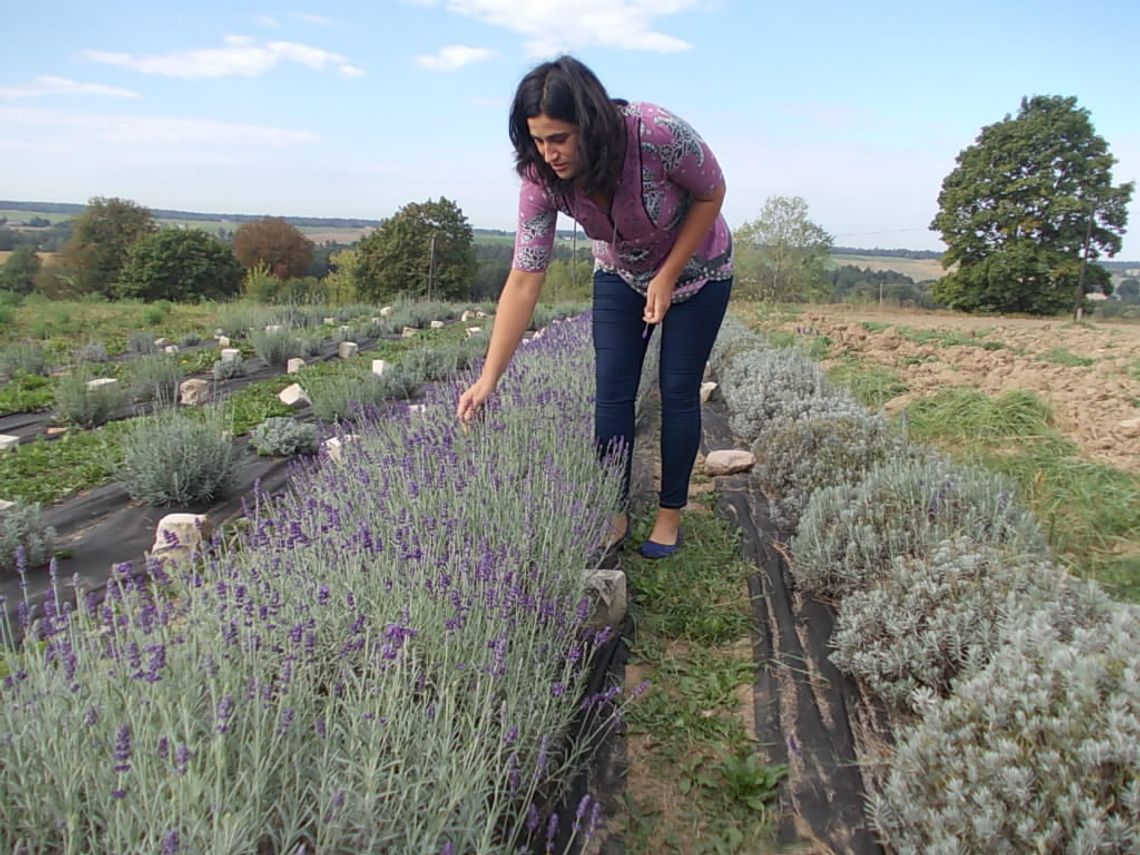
[{"left": 527, "top": 113, "right": 580, "bottom": 180}]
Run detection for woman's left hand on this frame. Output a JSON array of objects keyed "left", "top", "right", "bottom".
[{"left": 643, "top": 272, "right": 677, "bottom": 325}]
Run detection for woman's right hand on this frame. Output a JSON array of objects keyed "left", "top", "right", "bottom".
[{"left": 456, "top": 375, "right": 497, "bottom": 424}]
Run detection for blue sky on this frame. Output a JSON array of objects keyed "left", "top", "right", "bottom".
[{"left": 3, "top": 0, "right": 1138, "bottom": 257}]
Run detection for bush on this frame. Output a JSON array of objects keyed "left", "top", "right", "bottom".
[
  {"left": 127, "top": 353, "right": 182, "bottom": 407},
  {"left": 212, "top": 356, "right": 245, "bottom": 381},
  {"left": 0, "top": 343, "right": 49, "bottom": 379},
  {"left": 217, "top": 304, "right": 272, "bottom": 340},
  {"left": 120, "top": 407, "right": 240, "bottom": 505},
  {"left": 179, "top": 332, "right": 202, "bottom": 347},
  {"left": 791, "top": 456, "right": 1046, "bottom": 600},
  {"left": 52, "top": 367, "right": 126, "bottom": 428},
  {"left": 401, "top": 340, "right": 484, "bottom": 383},
  {"left": 126, "top": 331, "right": 158, "bottom": 355},
  {"left": 870, "top": 599, "right": 1139, "bottom": 853},
  {"left": 304, "top": 365, "right": 418, "bottom": 423},
  {"left": 249, "top": 416, "right": 320, "bottom": 457},
  {"left": 754, "top": 406, "right": 908, "bottom": 531},
  {"left": 709, "top": 315, "right": 770, "bottom": 377},
  {"left": 250, "top": 327, "right": 303, "bottom": 368},
  {"left": 73, "top": 341, "right": 108, "bottom": 363},
  {"left": 0, "top": 502, "right": 56, "bottom": 572},
  {"left": 829, "top": 538, "right": 1086, "bottom": 710},
  {"left": 718, "top": 345, "right": 834, "bottom": 443}
]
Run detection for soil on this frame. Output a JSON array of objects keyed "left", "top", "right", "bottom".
[{"left": 759, "top": 306, "right": 1140, "bottom": 473}]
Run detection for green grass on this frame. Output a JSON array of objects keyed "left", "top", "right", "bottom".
[
  {"left": 903, "top": 387, "right": 1140, "bottom": 601},
  {"left": 826, "top": 356, "right": 909, "bottom": 409},
  {"left": 621, "top": 498, "right": 786, "bottom": 853},
  {"left": 894, "top": 324, "right": 989, "bottom": 349},
  {"left": 1040, "top": 347, "right": 1096, "bottom": 367}
]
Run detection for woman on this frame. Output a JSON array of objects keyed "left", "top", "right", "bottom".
[{"left": 456, "top": 56, "right": 733, "bottom": 559}]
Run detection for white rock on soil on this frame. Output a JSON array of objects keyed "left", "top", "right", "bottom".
[
  {"left": 86, "top": 377, "right": 119, "bottom": 392},
  {"left": 700, "top": 381, "right": 718, "bottom": 403},
  {"left": 220, "top": 348, "right": 241, "bottom": 364},
  {"left": 265, "top": 324, "right": 283, "bottom": 333},
  {"left": 0, "top": 499, "right": 15, "bottom": 512},
  {"left": 582, "top": 568, "right": 627, "bottom": 628},
  {"left": 475, "top": 310, "right": 488, "bottom": 318},
  {"left": 338, "top": 341, "right": 358, "bottom": 359},
  {"left": 466, "top": 327, "right": 484, "bottom": 338},
  {"left": 402, "top": 327, "right": 418, "bottom": 338},
  {"left": 372, "top": 359, "right": 389, "bottom": 376},
  {"left": 151, "top": 513, "right": 213, "bottom": 568},
  {"left": 461, "top": 310, "right": 475, "bottom": 322},
  {"left": 705, "top": 449, "right": 756, "bottom": 476},
  {"left": 407, "top": 403, "right": 428, "bottom": 416},
  {"left": 278, "top": 383, "right": 309, "bottom": 407},
  {"left": 287, "top": 358, "right": 306, "bottom": 374},
  {"left": 338, "top": 325, "right": 351, "bottom": 336},
  {"left": 430, "top": 320, "right": 445, "bottom": 329},
  {"left": 179, "top": 379, "right": 210, "bottom": 406},
  {"left": 323, "top": 317, "right": 336, "bottom": 325},
  {"left": 0, "top": 435, "right": 19, "bottom": 454},
  {"left": 163, "top": 345, "right": 180, "bottom": 354},
  {"left": 154, "top": 337, "right": 171, "bottom": 348},
  {"left": 323, "top": 435, "right": 358, "bottom": 463},
  {"left": 379, "top": 306, "right": 393, "bottom": 317},
  {"left": 217, "top": 336, "right": 231, "bottom": 348}
]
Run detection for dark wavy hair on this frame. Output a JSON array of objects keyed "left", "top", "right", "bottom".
[{"left": 508, "top": 56, "right": 626, "bottom": 197}]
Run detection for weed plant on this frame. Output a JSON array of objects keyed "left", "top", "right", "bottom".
[
  {"left": 0, "top": 373, "right": 54, "bottom": 414},
  {"left": 0, "top": 501, "right": 56, "bottom": 572},
  {"left": 120, "top": 406, "right": 240, "bottom": 505}
]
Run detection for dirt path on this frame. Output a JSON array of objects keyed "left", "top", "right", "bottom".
[{"left": 749, "top": 305, "right": 1140, "bottom": 473}]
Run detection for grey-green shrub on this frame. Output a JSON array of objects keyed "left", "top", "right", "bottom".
[
  {"left": 869, "top": 598, "right": 1138, "bottom": 853},
  {"left": 250, "top": 327, "right": 302, "bottom": 368},
  {"left": 179, "top": 332, "right": 202, "bottom": 347},
  {"left": 754, "top": 406, "right": 908, "bottom": 530},
  {"left": 0, "top": 502, "right": 56, "bottom": 572},
  {"left": 126, "top": 331, "right": 158, "bottom": 355},
  {"left": 402, "top": 340, "right": 484, "bottom": 383},
  {"left": 830, "top": 537, "right": 1081, "bottom": 710},
  {"left": 718, "top": 345, "right": 834, "bottom": 443},
  {"left": 791, "top": 457, "right": 1046, "bottom": 600},
  {"left": 212, "top": 356, "right": 245, "bottom": 381},
  {"left": 120, "top": 407, "right": 239, "bottom": 505},
  {"left": 73, "top": 341, "right": 108, "bottom": 364},
  {"left": 304, "top": 366, "right": 418, "bottom": 423},
  {"left": 299, "top": 333, "right": 324, "bottom": 357},
  {"left": 249, "top": 416, "right": 319, "bottom": 457},
  {"left": 52, "top": 368, "right": 126, "bottom": 428},
  {"left": 709, "top": 314, "right": 768, "bottom": 376},
  {"left": 217, "top": 304, "right": 272, "bottom": 340},
  {"left": 0, "top": 343, "right": 49, "bottom": 379},
  {"left": 127, "top": 353, "right": 182, "bottom": 407}
]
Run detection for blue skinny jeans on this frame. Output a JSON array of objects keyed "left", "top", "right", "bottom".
[{"left": 592, "top": 271, "right": 732, "bottom": 510}]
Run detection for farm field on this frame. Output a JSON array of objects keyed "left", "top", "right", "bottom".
[{"left": 830, "top": 253, "right": 945, "bottom": 281}]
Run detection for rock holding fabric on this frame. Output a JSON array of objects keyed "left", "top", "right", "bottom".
[
  {"left": 705, "top": 449, "right": 756, "bottom": 476},
  {"left": 179, "top": 379, "right": 210, "bottom": 406}
]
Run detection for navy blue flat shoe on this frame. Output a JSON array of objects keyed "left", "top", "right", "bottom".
[{"left": 639, "top": 528, "right": 684, "bottom": 559}]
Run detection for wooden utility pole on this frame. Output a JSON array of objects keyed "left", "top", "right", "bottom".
[
  {"left": 428, "top": 232, "right": 437, "bottom": 301},
  {"left": 1073, "top": 201, "right": 1095, "bottom": 322}
]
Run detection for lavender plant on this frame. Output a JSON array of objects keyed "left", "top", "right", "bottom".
[
  {"left": 250, "top": 327, "right": 303, "bottom": 368},
  {"left": 249, "top": 417, "right": 319, "bottom": 457},
  {"left": 717, "top": 345, "right": 836, "bottom": 443},
  {"left": 791, "top": 456, "right": 1046, "bottom": 601},
  {"left": 303, "top": 365, "right": 419, "bottom": 423},
  {"left": 869, "top": 597, "right": 1139, "bottom": 853},
  {"left": 212, "top": 356, "right": 245, "bottom": 381},
  {"left": 0, "top": 501, "right": 56, "bottom": 572},
  {"left": 127, "top": 353, "right": 182, "bottom": 408},
  {"left": 52, "top": 365, "right": 127, "bottom": 428},
  {"left": 0, "top": 342, "right": 50, "bottom": 379},
  {"left": 0, "top": 317, "right": 626, "bottom": 853}
]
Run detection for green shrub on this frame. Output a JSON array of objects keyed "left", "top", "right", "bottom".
[
  {"left": 0, "top": 501, "right": 56, "bottom": 571},
  {"left": 754, "top": 407, "right": 908, "bottom": 531},
  {"left": 73, "top": 341, "right": 108, "bottom": 363},
  {"left": 249, "top": 416, "right": 320, "bottom": 457},
  {"left": 304, "top": 365, "right": 418, "bottom": 423},
  {"left": 0, "top": 343, "right": 49, "bottom": 379},
  {"left": 717, "top": 345, "right": 835, "bottom": 443},
  {"left": 126, "top": 331, "right": 158, "bottom": 355},
  {"left": 791, "top": 456, "right": 1046, "bottom": 601},
  {"left": 120, "top": 407, "right": 240, "bottom": 505},
  {"left": 830, "top": 538, "right": 1089, "bottom": 710},
  {"left": 250, "top": 327, "right": 303, "bottom": 368},
  {"left": 870, "top": 599, "right": 1139, "bottom": 853},
  {"left": 52, "top": 368, "right": 126, "bottom": 428},
  {"left": 127, "top": 353, "right": 182, "bottom": 407},
  {"left": 179, "top": 332, "right": 202, "bottom": 347},
  {"left": 212, "top": 357, "right": 245, "bottom": 381}
]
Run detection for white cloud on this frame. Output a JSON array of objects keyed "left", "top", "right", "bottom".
[
  {"left": 417, "top": 45, "right": 496, "bottom": 72},
  {"left": 254, "top": 14, "right": 281, "bottom": 28},
  {"left": 287, "top": 12, "right": 336, "bottom": 27},
  {"left": 414, "top": 0, "right": 700, "bottom": 55},
  {"left": 0, "top": 106, "right": 319, "bottom": 146},
  {"left": 0, "top": 76, "right": 139, "bottom": 100},
  {"left": 80, "top": 34, "right": 363, "bottom": 79}
]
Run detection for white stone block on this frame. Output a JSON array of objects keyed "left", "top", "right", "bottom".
[
  {"left": 466, "top": 327, "right": 484, "bottom": 338},
  {"left": 430, "top": 320, "right": 445, "bottom": 329},
  {"left": 407, "top": 403, "right": 428, "bottom": 416},
  {"left": 338, "top": 325, "right": 351, "bottom": 336},
  {"left": 0, "top": 435, "right": 19, "bottom": 454},
  {"left": 278, "top": 383, "right": 309, "bottom": 408},
  {"left": 0, "top": 499, "right": 16, "bottom": 512},
  {"left": 86, "top": 377, "right": 119, "bottom": 392},
  {"left": 217, "top": 336, "right": 231, "bottom": 348},
  {"left": 460, "top": 310, "right": 475, "bottom": 322},
  {"left": 323, "top": 317, "right": 337, "bottom": 325},
  {"left": 265, "top": 324, "right": 283, "bottom": 333},
  {"left": 371, "top": 359, "right": 389, "bottom": 377},
  {"left": 287, "top": 358, "right": 306, "bottom": 374},
  {"left": 163, "top": 345, "right": 180, "bottom": 354},
  {"left": 475, "top": 310, "right": 488, "bottom": 318},
  {"left": 705, "top": 449, "right": 756, "bottom": 476},
  {"left": 338, "top": 341, "right": 358, "bottom": 359},
  {"left": 401, "top": 327, "right": 418, "bottom": 338},
  {"left": 220, "top": 348, "right": 241, "bottom": 364},
  {"left": 582, "top": 569, "right": 627, "bottom": 628},
  {"left": 151, "top": 513, "right": 213, "bottom": 568},
  {"left": 700, "top": 381, "right": 718, "bottom": 403},
  {"left": 179, "top": 379, "right": 210, "bottom": 406},
  {"left": 370, "top": 316, "right": 382, "bottom": 325},
  {"left": 379, "top": 306, "right": 393, "bottom": 317},
  {"left": 322, "top": 434, "right": 358, "bottom": 463},
  {"left": 214, "top": 328, "right": 224, "bottom": 337},
  {"left": 154, "top": 337, "right": 171, "bottom": 348}
]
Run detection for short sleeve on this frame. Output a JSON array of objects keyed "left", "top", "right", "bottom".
[
  {"left": 511, "top": 174, "right": 558, "bottom": 273},
  {"left": 641, "top": 103, "right": 724, "bottom": 198}
]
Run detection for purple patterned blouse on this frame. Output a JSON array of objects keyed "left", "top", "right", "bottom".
[{"left": 511, "top": 101, "right": 733, "bottom": 303}]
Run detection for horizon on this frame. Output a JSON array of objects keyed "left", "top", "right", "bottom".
[{"left": 3, "top": 0, "right": 1138, "bottom": 257}]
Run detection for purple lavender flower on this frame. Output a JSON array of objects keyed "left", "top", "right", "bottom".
[
  {"left": 113, "top": 724, "right": 132, "bottom": 773},
  {"left": 175, "top": 744, "right": 192, "bottom": 775},
  {"left": 545, "top": 813, "right": 559, "bottom": 853},
  {"left": 111, "top": 787, "right": 127, "bottom": 800},
  {"left": 526, "top": 803, "right": 542, "bottom": 833},
  {"left": 550, "top": 682, "right": 566, "bottom": 698},
  {"left": 439, "top": 841, "right": 454, "bottom": 855},
  {"left": 573, "top": 794, "right": 592, "bottom": 834},
  {"left": 214, "top": 694, "right": 235, "bottom": 734},
  {"left": 278, "top": 708, "right": 295, "bottom": 735},
  {"left": 84, "top": 706, "right": 98, "bottom": 727},
  {"left": 161, "top": 830, "right": 180, "bottom": 854}
]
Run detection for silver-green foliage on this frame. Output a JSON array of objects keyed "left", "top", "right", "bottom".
[
  {"left": 249, "top": 416, "right": 319, "bottom": 457},
  {"left": 304, "top": 366, "right": 418, "bottom": 423},
  {"left": 250, "top": 327, "right": 303, "bottom": 368},
  {"left": 128, "top": 353, "right": 182, "bottom": 406},
  {"left": 212, "top": 357, "right": 245, "bottom": 381},
  {"left": 0, "top": 502, "right": 56, "bottom": 572},
  {"left": 791, "top": 457, "right": 1045, "bottom": 600},
  {"left": 73, "top": 341, "right": 108, "bottom": 363},
  {"left": 120, "top": 407, "right": 239, "bottom": 505},
  {"left": 708, "top": 314, "right": 768, "bottom": 378},
  {"left": 718, "top": 345, "right": 834, "bottom": 443},
  {"left": 755, "top": 406, "right": 907, "bottom": 530},
  {"left": 830, "top": 537, "right": 1083, "bottom": 710},
  {"left": 52, "top": 367, "right": 127, "bottom": 428},
  {"left": 0, "top": 342, "right": 49, "bottom": 379},
  {"left": 126, "top": 331, "right": 158, "bottom": 355},
  {"left": 870, "top": 599, "right": 1140, "bottom": 853}
]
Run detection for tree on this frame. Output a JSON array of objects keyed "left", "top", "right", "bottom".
[
  {"left": 232, "top": 217, "right": 314, "bottom": 280},
  {"left": 117, "top": 229, "right": 243, "bottom": 302},
  {"left": 734, "top": 196, "right": 833, "bottom": 302},
  {"left": 931, "top": 95, "right": 1133, "bottom": 315},
  {"left": 0, "top": 245, "right": 42, "bottom": 294},
  {"left": 60, "top": 197, "right": 156, "bottom": 296},
  {"left": 1118, "top": 278, "right": 1139, "bottom": 303},
  {"left": 356, "top": 197, "right": 476, "bottom": 301}
]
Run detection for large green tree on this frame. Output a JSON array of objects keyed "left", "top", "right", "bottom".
[
  {"left": 734, "top": 196, "right": 833, "bottom": 301},
  {"left": 0, "top": 245, "right": 43, "bottom": 294},
  {"left": 232, "top": 217, "right": 315, "bottom": 280},
  {"left": 117, "top": 229, "right": 243, "bottom": 302},
  {"left": 931, "top": 95, "right": 1133, "bottom": 315},
  {"left": 356, "top": 197, "right": 476, "bottom": 301},
  {"left": 61, "top": 197, "right": 157, "bottom": 296}
]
